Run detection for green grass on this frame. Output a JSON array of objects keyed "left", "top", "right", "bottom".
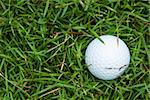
[{"left": 0, "top": 0, "right": 149, "bottom": 99}]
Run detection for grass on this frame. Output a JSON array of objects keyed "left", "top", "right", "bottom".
[{"left": 0, "top": 0, "right": 149, "bottom": 99}]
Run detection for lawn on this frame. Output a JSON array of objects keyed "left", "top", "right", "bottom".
[{"left": 0, "top": 0, "right": 149, "bottom": 99}]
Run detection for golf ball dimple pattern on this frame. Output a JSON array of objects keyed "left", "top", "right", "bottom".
[{"left": 85, "top": 35, "right": 130, "bottom": 80}]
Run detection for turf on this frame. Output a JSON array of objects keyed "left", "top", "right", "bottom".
[{"left": 0, "top": 0, "right": 149, "bottom": 99}]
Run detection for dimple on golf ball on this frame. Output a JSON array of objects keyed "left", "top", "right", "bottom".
[{"left": 85, "top": 35, "right": 130, "bottom": 80}]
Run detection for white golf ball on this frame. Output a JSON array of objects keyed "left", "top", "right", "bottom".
[{"left": 85, "top": 35, "right": 130, "bottom": 80}]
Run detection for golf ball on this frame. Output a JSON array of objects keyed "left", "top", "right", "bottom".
[{"left": 85, "top": 35, "right": 130, "bottom": 80}]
